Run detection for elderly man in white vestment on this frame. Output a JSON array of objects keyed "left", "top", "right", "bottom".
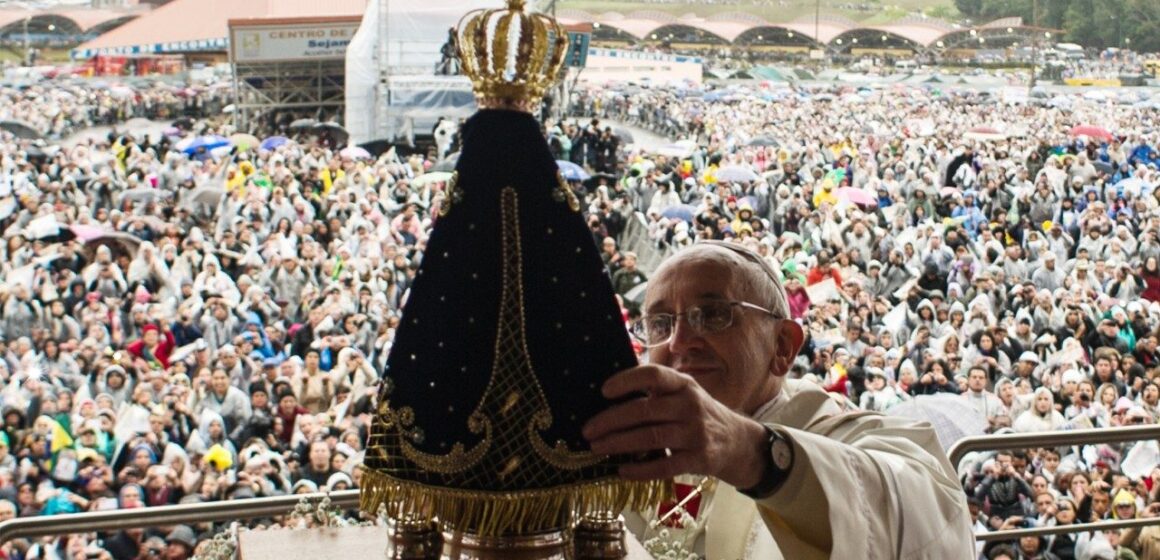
[{"left": 584, "top": 241, "right": 974, "bottom": 559}]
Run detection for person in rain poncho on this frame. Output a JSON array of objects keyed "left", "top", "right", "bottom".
[
  {"left": 327, "top": 347, "right": 376, "bottom": 402},
  {"left": 127, "top": 241, "right": 171, "bottom": 298},
  {"left": 184, "top": 408, "right": 237, "bottom": 468},
  {"left": 857, "top": 367, "right": 901, "bottom": 412},
  {"left": 192, "top": 254, "right": 239, "bottom": 306},
  {"left": 1014, "top": 387, "right": 1068, "bottom": 433}
]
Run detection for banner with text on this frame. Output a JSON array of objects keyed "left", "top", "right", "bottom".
[{"left": 231, "top": 20, "right": 361, "bottom": 64}]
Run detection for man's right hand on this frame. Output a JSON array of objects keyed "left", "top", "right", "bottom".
[{"left": 583, "top": 365, "right": 771, "bottom": 491}]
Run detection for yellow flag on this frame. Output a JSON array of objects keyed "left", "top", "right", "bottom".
[{"left": 50, "top": 420, "right": 73, "bottom": 455}]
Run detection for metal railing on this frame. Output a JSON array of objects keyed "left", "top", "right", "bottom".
[
  {"left": 951, "top": 424, "right": 1160, "bottom": 543},
  {"left": 4, "top": 426, "right": 1160, "bottom": 546},
  {"left": 0, "top": 490, "right": 359, "bottom": 544},
  {"left": 948, "top": 424, "right": 1160, "bottom": 467},
  {"left": 979, "top": 517, "right": 1160, "bottom": 543}
]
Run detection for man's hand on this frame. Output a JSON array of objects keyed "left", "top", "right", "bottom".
[
  {"left": 1142, "top": 503, "right": 1160, "bottom": 519},
  {"left": 583, "top": 365, "right": 770, "bottom": 489},
  {"left": 999, "top": 516, "right": 1024, "bottom": 531}
]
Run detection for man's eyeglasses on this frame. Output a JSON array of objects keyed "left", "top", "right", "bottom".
[{"left": 631, "top": 301, "right": 781, "bottom": 348}]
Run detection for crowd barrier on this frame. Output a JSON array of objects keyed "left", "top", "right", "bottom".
[
  {"left": 618, "top": 211, "right": 675, "bottom": 276},
  {"left": 3, "top": 400, "right": 1160, "bottom": 549}
]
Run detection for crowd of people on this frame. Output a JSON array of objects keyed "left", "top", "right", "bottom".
[
  {"left": 0, "top": 73, "right": 1156, "bottom": 559},
  {"left": 568, "top": 81, "right": 1160, "bottom": 559},
  {"left": 0, "top": 82, "right": 230, "bottom": 141}
]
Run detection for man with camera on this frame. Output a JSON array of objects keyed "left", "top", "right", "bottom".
[{"left": 974, "top": 450, "right": 1035, "bottom": 523}]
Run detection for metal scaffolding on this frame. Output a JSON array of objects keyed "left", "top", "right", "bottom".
[{"left": 233, "top": 59, "right": 347, "bottom": 132}]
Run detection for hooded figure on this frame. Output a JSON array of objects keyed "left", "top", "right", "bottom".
[
  {"left": 328, "top": 347, "right": 376, "bottom": 403},
  {"left": 127, "top": 241, "right": 171, "bottom": 297},
  {"left": 730, "top": 202, "right": 755, "bottom": 236},
  {"left": 192, "top": 254, "right": 240, "bottom": 306},
  {"left": 907, "top": 298, "right": 939, "bottom": 334},
  {"left": 185, "top": 409, "right": 236, "bottom": 465},
  {"left": 1111, "top": 489, "right": 1138, "bottom": 520},
  {"left": 1014, "top": 387, "right": 1067, "bottom": 433}
]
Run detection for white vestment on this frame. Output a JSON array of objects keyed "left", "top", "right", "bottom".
[{"left": 626, "top": 378, "right": 974, "bottom": 559}]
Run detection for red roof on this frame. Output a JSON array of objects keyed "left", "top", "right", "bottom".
[{"left": 77, "top": 0, "right": 367, "bottom": 52}]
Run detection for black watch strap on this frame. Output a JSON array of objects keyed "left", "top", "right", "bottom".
[{"left": 738, "top": 425, "right": 793, "bottom": 499}]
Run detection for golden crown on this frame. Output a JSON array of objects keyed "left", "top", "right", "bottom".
[{"left": 457, "top": 0, "right": 569, "bottom": 113}]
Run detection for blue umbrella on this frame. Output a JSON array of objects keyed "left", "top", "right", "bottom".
[
  {"left": 660, "top": 205, "right": 697, "bottom": 222},
  {"left": 181, "top": 135, "right": 230, "bottom": 155},
  {"left": 260, "top": 136, "right": 290, "bottom": 151},
  {"left": 556, "top": 160, "right": 590, "bottom": 181}
]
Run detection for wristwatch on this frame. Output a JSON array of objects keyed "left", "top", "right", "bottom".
[{"left": 738, "top": 425, "right": 794, "bottom": 499}]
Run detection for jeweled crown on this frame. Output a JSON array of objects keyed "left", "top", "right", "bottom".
[{"left": 457, "top": 0, "right": 568, "bottom": 113}]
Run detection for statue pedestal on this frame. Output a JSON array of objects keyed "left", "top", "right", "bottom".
[{"left": 236, "top": 525, "right": 655, "bottom": 560}]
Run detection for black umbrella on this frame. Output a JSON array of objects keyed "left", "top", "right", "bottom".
[
  {"left": 171, "top": 117, "right": 195, "bottom": 130},
  {"left": 0, "top": 120, "right": 44, "bottom": 140},
  {"left": 1093, "top": 161, "right": 1115, "bottom": 176},
  {"left": 312, "top": 121, "right": 348, "bottom": 136},
  {"left": 747, "top": 136, "right": 780, "bottom": 147},
  {"left": 289, "top": 118, "right": 319, "bottom": 131},
  {"left": 25, "top": 145, "right": 49, "bottom": 161},
  {"left": 582, "top": 172, "right": 619, "bottom": 188},
  {"left": 612, "top": 127, "right": 634, "bottom": 144},
  {"left": 312, "top": 122, "right": 349, "bottom": 147},
  {"left": 39, "top": 228, "right": 77, "bottom": 244},
  {"left": 358, "top": 139, "right": 393, "bottom": 158}
]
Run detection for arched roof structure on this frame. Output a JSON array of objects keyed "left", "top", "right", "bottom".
[
  {"left": 74, "top": 0, "right": 367, "bottom": 58},
  {"left": 0, "top": 8, "right": 143, "bottom": 36},
  {"left": 557, "top": 11, "right": 1055, "bottom": 51}
]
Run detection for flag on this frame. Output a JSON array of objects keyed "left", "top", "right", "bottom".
[{"left": 50, "top": 419, "right": 73, "bottom": 455}]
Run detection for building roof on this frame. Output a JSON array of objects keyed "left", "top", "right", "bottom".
[
  {"left": 0, "top": 8, "right": 143, "bottom": 35},
  {"left": 558, "top": 10, "right": 1033, "bottom": 49},
  {"left": 74, "top": 0, "right": 367, "bottom": 57}
]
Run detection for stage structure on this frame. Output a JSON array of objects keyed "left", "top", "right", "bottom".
[
  {"left": 345, "top": 0, "right": 556, "bottom": 147},
  {"left": 229, "top": 16, "right": 360, "bottom": 132}
]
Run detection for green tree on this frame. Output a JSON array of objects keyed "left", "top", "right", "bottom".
[
  {"left": 979, "top": 0, "right": 1032, "bottom": 22},
  {"left": 1124, "top": 0, "right": 1160, "bottom": 52},
  {"left": 955, "top": 0, "right": 983, "bottom": 17},
  {"left": 1041, "top": 0, "right": 1072, "bottom": 30},
  {"left": 1063, "top": 0, "right": 1105, "bottom": 48}
]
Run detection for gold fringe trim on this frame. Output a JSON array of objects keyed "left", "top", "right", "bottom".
[{"left": 359, "top": 470, "right": 673, "bottom": 537}]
